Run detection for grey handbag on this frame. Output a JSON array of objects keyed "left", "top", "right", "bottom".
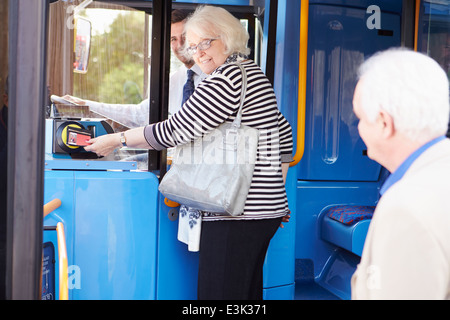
[{"left": 158, "top": 63, "right": 259, "bottom": 216}]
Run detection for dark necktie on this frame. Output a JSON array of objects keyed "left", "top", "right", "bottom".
[
  {"left": 182, "top": 69, "right": 195, "bottom": 107},
  {"left": 180, "top": 69, "right": 200, "bottom": 217}
]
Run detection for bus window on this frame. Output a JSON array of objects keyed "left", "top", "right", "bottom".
[
  {"left": 420, "top": 0, "right": 450, "bottom": 137},
  {"left": 47, "top": 1, "right": 152, "bottom": 169},
  {"left": 72, "top": 4, "right": 150, "bottom": 105},
  {"left": 47, "top": 1, "right": 267, "bottom": 170},
  {"left": 420, "top": 0, "right": 450, "bottom": 79}
]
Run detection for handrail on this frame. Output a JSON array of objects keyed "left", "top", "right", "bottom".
[
  {"left": 414, "top": 0, "right": 420, "bottom": 51},
  {"left": 56, "top": 222, "right": 69, "bottom": 300},
  {"left": 164, "top": 198, "right": 180, "bottom": 208},
  {"left": 43, "top": 198, "right": 61, "bottom": 217},
  {"left": 164, "top": 158, "right": 179, "bottom": 207},
  {"left": 43, "top": 199, "right": 68, "bottom": 300},
  {"left": 290, "top": 0, "right": 309, "bottom": 167}
]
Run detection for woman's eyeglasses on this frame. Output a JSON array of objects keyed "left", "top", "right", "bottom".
[{"left": 186, "top": 38, "right": 218, "bottom": 56}]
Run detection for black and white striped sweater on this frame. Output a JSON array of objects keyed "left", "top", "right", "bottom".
[{"left": 144, "top": 59, "right": 293, "bottom": 220}]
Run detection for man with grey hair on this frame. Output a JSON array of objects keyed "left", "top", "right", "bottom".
[{"left": 351, "top": 48, "right": 450, "bottom": 299}]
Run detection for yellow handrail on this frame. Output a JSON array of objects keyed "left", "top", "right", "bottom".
[
  {"left": 43, "top": 198, "right": 61, "bottom": 217},
  {"left": 414, "top": 0, "right": 420, "bottom": 51},
  {"left": 290, "top": 0, "right": 309, "bottom": 167},
  {"left": 43, "top": 199, "right": 68, "bottom": 300},
  {"left": 56, "top": 222, "right": 69, "bottom": 300}
]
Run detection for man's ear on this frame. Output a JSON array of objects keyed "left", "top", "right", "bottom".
[{"left": 378, "top": 109, "right": 395, "bottom": 139}]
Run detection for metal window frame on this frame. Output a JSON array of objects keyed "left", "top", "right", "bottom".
[{"left": 6, "top": 0, "right": 49, "bottom": 300}]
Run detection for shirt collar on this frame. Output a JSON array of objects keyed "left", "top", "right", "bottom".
[
  {"left": 189, "top": 64, "right": 208, "bottom": 82},
  {"left": 380, "top": 135, "right": 446, "bottom": 196},
  {"left": 190, "top": 64, "right": 202, "bottom": 76}
]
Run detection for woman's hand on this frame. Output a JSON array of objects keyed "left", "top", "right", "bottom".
[
  {"left": 84, "top": 133, "right": 121, "bottom": 157},
  {"left": 280, "top": 209, "right": 291, "bottom": 228}
]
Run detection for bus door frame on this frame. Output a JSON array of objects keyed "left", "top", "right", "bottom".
[{"left": 6, "top": 0, "right": 49, "bottom": 300}]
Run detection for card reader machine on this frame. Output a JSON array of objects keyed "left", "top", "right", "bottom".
[{"left": 50, "top": 118, "right": 113, "bottom": 156}]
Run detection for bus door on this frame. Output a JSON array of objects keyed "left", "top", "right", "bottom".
[
  {"left": 43, "top": 0, "right": 162, "bottom": 300},
  {"left": 42, "top": 0, "right": 279, "bottom": 300},
  {"left": 294, "top": 0, "right": 402, "bottom": 300}
]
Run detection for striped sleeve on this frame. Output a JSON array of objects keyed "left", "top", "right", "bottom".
[
  {"left": 144, "top": 65, "right": 244, "bottom": 150},
  {"left": 277, "top": 111, "right": 294, "bottom": 163}
]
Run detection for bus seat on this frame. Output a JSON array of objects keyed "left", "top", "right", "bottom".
[{"left": 321, "top": 205, "right": 375, "bottom": 256}]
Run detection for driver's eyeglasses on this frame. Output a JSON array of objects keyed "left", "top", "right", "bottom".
[{"left": 186, "top": 38, "right": 218, "bottom": 56}]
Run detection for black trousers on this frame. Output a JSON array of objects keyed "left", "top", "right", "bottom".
[{"left": 197, "top": 217, "right": 282, "bottom": 300}]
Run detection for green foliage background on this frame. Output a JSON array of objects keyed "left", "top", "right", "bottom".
[{"left": 73, "top": 10, "right": 146, "bottom": 104}]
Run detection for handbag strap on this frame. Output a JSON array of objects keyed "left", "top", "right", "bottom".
[{"left": 231, "top": 62, "right": 247, "bottom": 129}]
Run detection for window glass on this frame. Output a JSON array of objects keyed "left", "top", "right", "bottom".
[
  {"left": 46, "top": 1, "right": 266, "bottom": 169},
  {"left": 73, "top": 6, "right": 150, "bottom": 104},
  {"left": 47, "top": 1, "right": 152, "bottom": 169},
  {"left": 421, "top": 0, "right": 450, "bottom": 80}
]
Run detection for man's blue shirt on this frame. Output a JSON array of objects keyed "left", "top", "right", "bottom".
[{"left": 379, "top": 135, "right": 447, "bottom": 196}]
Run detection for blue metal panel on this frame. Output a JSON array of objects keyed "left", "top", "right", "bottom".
[
  {"left": 156, "top": 196, "right": 199, "bottom": 300},
  {"left": 299, "top": 3, "right": 401, "bottom": 181},
  {"left": 316, "top": 247, "right": 360, "bottom": 300},
  {"left": 260, "top": 0, "right": 301, "bottom": 299},
  {"left": 262, "top": 169, "right": 297, "bottom": 297},
  {"left": 263, "top": 283, "right": 295, "bottom": 300},
  {"left": 273, "top": 0, "right": 301, "bottom": 128},
  {"left": 43, "top": 170, "right": 75, "bottom": 299},
  {"left": 308, "top": 0, "right": 402, "bottom": 13},
  {"left": 72, "top": 170, "right": 159, "bottom": 299},
  {"left": 44, "top": 169, "right": 159, "bottom": 299},
  {"left": 263, "top": 222, "right": 295, "bottom": 289}
]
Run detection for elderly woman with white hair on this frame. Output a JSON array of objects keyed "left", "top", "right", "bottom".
[{"left": 85, "top": 5, "right": 293, "bottom": 300}]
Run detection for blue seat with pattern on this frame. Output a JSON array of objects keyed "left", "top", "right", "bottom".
[{"left": 321, "top": 205, "right": 375, "bottom": 256}]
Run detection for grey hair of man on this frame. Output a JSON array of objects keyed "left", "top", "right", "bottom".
[{"left": 357, "top": 48, "right": 449, "bottom": 144}]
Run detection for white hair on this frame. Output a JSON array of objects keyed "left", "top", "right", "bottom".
[
  {"left": 184, "top": 5, "right": 250, "bottom": 57},
  {"left": 358, "top": 48, "right": 449, "bottom": 143}
]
